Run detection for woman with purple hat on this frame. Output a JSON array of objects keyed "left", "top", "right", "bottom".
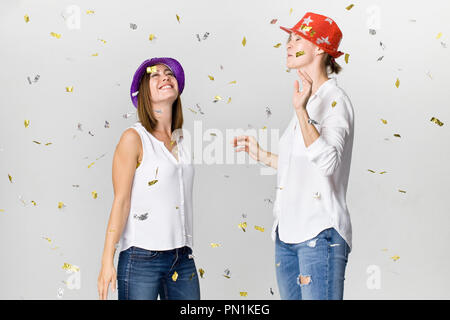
[
  {"left": 233, "top": 12, "right": 354, "bottom": 300},
  {"left": 97, "top": 58, "right": 200, "bottom": 300}
]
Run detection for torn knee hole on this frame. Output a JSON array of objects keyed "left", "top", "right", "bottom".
[{"left": 298, "top": 275, "right": 311, "bottom": 285}]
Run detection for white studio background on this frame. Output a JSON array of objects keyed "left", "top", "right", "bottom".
[{"left": 1, "top": 0, "right": 450, "bottom": 299}]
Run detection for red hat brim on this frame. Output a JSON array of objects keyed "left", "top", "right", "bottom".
[{"left": 279, "top": 25, "right": 344, "bottom": 59}]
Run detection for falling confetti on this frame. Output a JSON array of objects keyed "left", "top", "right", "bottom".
[
  {"left": 50, "top": 32, "right": 61, "bottom": 39},
  {"left": 240, "top": 292, "right": 248, "bottom": 297},
  {"left": 228, "top": 80, "right": 237, "bottom": 84},
  {"left": 66, "top": 86, "right": 73, "bottom": 92},
  {"left": 88, "top": 131, "right": 94, "bottom": 136},
  {"left": 393, "top": 134, "right": 401, "bottom": 138},
  {"left": 377, "top": 56, "right": 384, "bottom": 62},
  {"left": 368, "top": 169, "right": 376, "bottom": 173},
  {"left": 8, "top": 174, "right": 12, "bottom": 183},
  {"left": 98, "top": 39, "right": 107, "bottom": 44},
  {"left": 238, "top": 222, "right": 247, "bottom": 232},
  {"left": 398, "top": 189, "right": 406, "bottom": 193},
  {"left": 87, "top": 162, "right": 95, "bottom": 168},
  {"left": 270, "top": 288, "right": 274, "bottom": 295},
  {"left": 369, "top": 29, "right": 376, "bottom": 35},
  {"left": 129, "top": 23, "right": 137, "bottom": 30},
  {"left": 274, "top": 43, "right": 281, "bottom": 48},
  {"left": 395, "top": 78, "right": 400, "bottom": 88},
  {"left": 104, "top": 121, "right": 110, "bottom": 128},
  {"left": 172, "top": 271, "right": 178, "bottom": 281},
  {"left": 379, "top": 171, "right": 387, "bottom": 174},
  {"left": 133, "top": 212, "right": 149, "bottom": 220},
  {"left": 380, "top": 42, "right": 386, "bottom": 50},
  {"left": 381, "top": 119, "right": 387, "bottom": 124},
  {"left": 208, "top": 75, "right": 215, "bottom": 81},
  {"left": 57, "top": 288, "right": 64, "bottom": 299},
  {"left": 346, "top": 4, "right": 355, "bottom": 10},
  {"left": 344, "top": 53, "right": 350, "bottom": 64},
  {"left": 210, "top": 243, "right": 221, "bottom": 248},
  {"left": 24, "top": 120, "right": 30, "bottom": 128},
  {"left": 331, "top": 101, "right": 337, "bottom": 108},
  {"left": 390, "top": 255, "right": 400, "bottom": 262},
  {"left": 148, "top": 180, "right": 158, "bottom": 186},
  {"left": 289, "top": 8, "right": 293, "bottom": 14},
  {"left": 313, "top": 192, "right": 321, "bottom": 199},
  {"left": 266, "top": 107, "right": 272, "bottom": 117},
  {"left": 147, "top": 66, "right": 157, "bottom": 74},
  {"left": 91, "top": 191, "right": 98, "bottom": 199},
  {"left": 213, "top": 95, "right": 222, "bottom": 103},
  {"left": 86, "top": 10, "right": 94, "bottom": 14},
  {"left": 62, "top": 263, "right": 79, "bottom": 272},
  {"left": 296, "top": 51, "right": 305, "bottom": 57},
  {"left": 223, "top": 269, "right": 231, "bottom": 279},
  {"left": 58, "top": 202, "right": 65, "bottom": 209},
  {"left": 24, "top": 15, "right": 30, "bottom": 23},
  {"left": 254, "top": 225, "right": 265, "bottom": 232},
  {"left": 149, "top": 34, "right": 155, "bottom": 41},
  {"left": 199, "top": 268, "right": 205, "bottom": 278},
  {"left": 176, "top": 14, "right": 181, "bottom": 23},
  {"left": 189, "top": 273, "right": 195, "bottom": 280},
  {"left": 276, "top": 262, "right": 281, "bottom": 267},
  {"left": 227, "top": 97, "right": 232, "bottom": 104},
  {"left": 430, "top": 117, "right": 444, "bottom": 126},
  {"left": 436, "top": 32, "right": 443, "bottom": 39},
  {"left": 242, "top": 36, "right": 247, "bottom": 47},
  {"left": 270, "top": 19, "right": 278, "bottom": 24}
]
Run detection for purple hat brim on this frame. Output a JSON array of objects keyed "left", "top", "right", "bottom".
[{"left": 130, "top": 57, "right": 185, "bottom": 108}]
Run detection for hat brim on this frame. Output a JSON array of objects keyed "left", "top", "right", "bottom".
[{"left": 279, "top": 25, "right": 344, "bottom": 59}]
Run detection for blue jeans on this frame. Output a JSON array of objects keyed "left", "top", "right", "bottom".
[
  {"left": 117, "top": 246, "right": 200, "bottom": 300},
  {"left": 275, "top": 227, "right": 350, "bottom": 300}
]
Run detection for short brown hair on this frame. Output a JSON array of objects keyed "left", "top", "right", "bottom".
[
  {"left": 136, "top": 72, "right": 184, "bottom": 134},
  {"left": 325, "top": 54, "right": 342, "bottom": 75}
]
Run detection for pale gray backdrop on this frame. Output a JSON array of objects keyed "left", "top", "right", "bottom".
[{"left": 1, "top": 0, "right": 450, "bottom": 299}]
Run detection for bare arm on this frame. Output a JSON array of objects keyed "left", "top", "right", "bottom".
[
  {"left": 232, "top": 136, "right": 278, "bottom": 169},
  {"left": 98, "top": 128, "right": 141, "bottom": 299}
]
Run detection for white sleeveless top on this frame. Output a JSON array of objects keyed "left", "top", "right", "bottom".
[{"left": 119, "top": 121, "right": 194, "bottom": 252}]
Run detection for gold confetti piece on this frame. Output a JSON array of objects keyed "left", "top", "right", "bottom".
[
  {"left": 50, "top": 32, "right": 61, "bottom": 39},
  {"left": 210, "top": 243, "right": 221, "bottom": 248},
  {"left": 187, "top": 107, "right": 197, "bottom": 114},
  {"left": 148, "top": 180, "right": 158, "bottom": 186},
  {"left": 289, "top": 8, "right": 293, "bottom": 14},
  {"left": 155, "top": 167, "right": 159, "bottom": 178},
  {"left": 214, "top": 95, "right": 222, "bottom": 102},
  {"left": 44, "top": 142, "right": 52, "bottom": 146},
  {"left": 242, "top": 36, "right": 247, "bottom": 47},
  {"left": 149, "top": 34, "right": 155, "bottom": 41},
  {"left": 276, "top": 262, "right": 281, "bottom": 267},
  {"left": 398, "top": 189, "right": 406, "bottom": 193},
  {"left": 147, "top": 66, "right": 157, "bottom": 73},
  {"left": 98, "top": 39, "right": 107, "bottom": 44},
  {"left": 189, "top": 272, "right": 195, "bottom": 280},
  {"left": 296, "top": 51, "right": 305, "bottom": 57},
  {"left": 368, "top": 169, "right": 376, "bottom": 173},
  {"left": 381, "top": 248, "right": 388, "bottom": 251},
  {"left": 379, "top": 171, "right": 387, "bottom": 174},
  {"left": 381, "top": 119, "right": 387, "bottom": 124},
  {"left": 227, "top": 97, "right": 232, "bottom": 104},
  {"left": 393, "top": 134, "right": 401, "bottom": 138},
  {"left": 254, "top": 225, "right": 265, "bottom": 232},
  {"left": 430, "top": 117, "right": 444, "bottom": 126},
  {"left": 91, "top": 191, "right": 98, "bottom": 199},
  {"left": 262, "top": 126, "right": 267, "bottom": 130},
  {"left": 274, "top": 43, "right": 281, "bottom": 48},
  {"left": 395, "top": 78, "right": 400, "bottom": 88},
  {"left": 208, "top": 75, "right": 215, "bottom": 81},
  {"left": 331, "top": 101, "right": 337, "bottom": 108},
  {"left": 175, "top": 206, "right": 179, "bottom": 209},
  {"left": 24, "top": 15, "right": 30, "bottom": 23},
  {"left": 210, "top": 133, "right": 217, "bottom": 137},
  {"left": 199, "top": 268, "right": 205, "bottom": 278},
  {"left": 31, "top": 200, "right": 37, "bottom": 206},
  {"left": 87, "top": 162, "right": 95, "bottom": 168},
  {"left": 228, "top": 80, "right": 237, "bottom": 84},
  {"left": 390, "top": 255, "right": 400, "bottom": 261},
  {"left": 33, "top": 140, "right": 41, "bottom": 144},
  {"left": 86, "top": 10, "right": 95, "bottom": 14},
  {"left": 91, "top": 53, "right": 98, "bottom": 56},
  {"left": 66, "top": 86, "right": 73, "bottom": 92},
  {"left": 437, "top": 32, "right": 443, "bottom": 39},
  {"left": 42, "top": 237, "right": 52, "bottom": 243},
  {"left": 136, "top": 161, "right": 141, "bottom": 169},
  {"left": 344, "top": 53, "right": 350, "bottom": 64},
  {"left": 176, "top": 14, "right": 180, "bottom": 23},
  {"left": 62, "top": 263, "right": 79, "bottom": 272},
  {"left": 238, "top": 222, "right": 247, "bottom": 232},
  {"left": 0, "top": 209, "right": 5, "bottom": 213},
  {"left": 8, "top": 174, "right": 12, "bottom": 183},
  {"left": 172, "top": 271, "right": 178, "bottom": 281},
  {"left": 346, "top": 4, "right": 355, "bottom": 10},
  {"left": 58, "top": 202, "right": 65, "bottom": 209},
  {"left": 240, "top": 292, "right": 248, "bottom": 297}
]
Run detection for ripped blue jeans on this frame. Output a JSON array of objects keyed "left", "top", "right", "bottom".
[{"left": 275, "top": 227, "right": 350, "bottom": 300}]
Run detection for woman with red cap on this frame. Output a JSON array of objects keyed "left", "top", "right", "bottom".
[
  {"left": 97, "top": 58, "right": 200, "bottom": 300},
  {"left": 233, "top": 12, "right": 354, "bottom": 300}
]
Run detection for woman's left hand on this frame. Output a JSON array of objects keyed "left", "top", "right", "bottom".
[{"left": 293, "top": 69, "right": 313, "bottom": 111}]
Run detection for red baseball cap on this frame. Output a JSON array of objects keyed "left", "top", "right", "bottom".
[{"left": 280, "top": 12, "right": 344, "bottom": 59}]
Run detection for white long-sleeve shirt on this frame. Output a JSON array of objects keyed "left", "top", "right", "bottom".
[{"left": 271, "top": 78, "right": 354, "bottom": 252}]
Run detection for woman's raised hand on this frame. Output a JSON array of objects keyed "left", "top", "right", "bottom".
[{"left": 231, "top": 135, "right": 264, "bottom": 162}]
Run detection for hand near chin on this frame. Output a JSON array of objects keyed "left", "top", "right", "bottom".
[{"left": 293, "top": 69, "right": 313, "bottom": 111}]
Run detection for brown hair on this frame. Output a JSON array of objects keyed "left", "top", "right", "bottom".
[
  {"left": 136, "top": 72, "right": 184, "bottom": 134},
  {"left": 325, "top": 54, "right": 342, "bottom": 75}
]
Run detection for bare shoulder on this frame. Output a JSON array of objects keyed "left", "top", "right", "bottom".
[{"left": 116, "top": 128, "right": 141, "bottom": 156}]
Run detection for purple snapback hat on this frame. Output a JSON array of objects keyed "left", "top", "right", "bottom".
[{"left": 130, "top": 57, "right": 185, "bottom": 108}]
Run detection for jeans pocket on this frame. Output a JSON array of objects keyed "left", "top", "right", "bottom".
[{"left": 131, "top": 246, "right": 160, "bottom": 261}]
